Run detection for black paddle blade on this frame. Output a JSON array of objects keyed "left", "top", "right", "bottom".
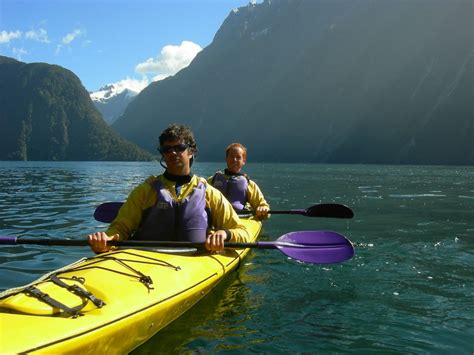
[{"left": 305, "top": 203, "right": 354, "bottom": 219}]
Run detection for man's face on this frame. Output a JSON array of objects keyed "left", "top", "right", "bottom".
[
  {"left": 226, "top": 147, "right": 246, "bottom": 173},
  {"left": 161, "top": 139, "right": 193, "bottom": 175}
]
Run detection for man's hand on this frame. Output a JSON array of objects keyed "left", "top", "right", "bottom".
[
  {"left": 87, "top": 232, "right": 119, "bottom": 253},
  {"left": 205, "top": 230, "right": 228, "bottom": 252}
]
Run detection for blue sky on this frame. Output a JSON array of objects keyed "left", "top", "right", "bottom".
[{"left": 0, "top": 0, "right": 253, "bottom": 92}]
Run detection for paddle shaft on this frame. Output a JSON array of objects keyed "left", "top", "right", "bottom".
[
  {"left": 264, "top": 210, "right": 306, "bottom": 215},
  {"left": 94, "top": 202, "right": 354, "bottom": 223},
  {"left": 251, "top": 204, "right": 353, "bottom": 218},
  {"left": 236, "top": 209, "right": 308, "bottom": 216},
  {"left": 0, "top": 236, "right": 345, "bottom": 249},
  {"left": 237, "top": 207, "right": 350, "bottom": 217}
]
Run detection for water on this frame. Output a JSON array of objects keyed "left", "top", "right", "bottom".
[{"left": 0, "top": 161, "right": 473, "bottom": 353}]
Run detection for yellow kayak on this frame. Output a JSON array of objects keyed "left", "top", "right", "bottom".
[{"left": 0, "top": 218, "right": 262, "bottom": 354}]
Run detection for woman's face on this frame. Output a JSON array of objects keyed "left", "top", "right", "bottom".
[{"left": 226, "top": 147, "right": 246, "bottom": 173}]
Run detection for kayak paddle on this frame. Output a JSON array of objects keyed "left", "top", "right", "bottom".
[
  {"left": 0, "top": 230, "right": 354, "bottom": 264},
  {"left": 93, "top": 202, "right": 354, "bottom": 223},
  {"left": 94, "top": 202, "right": 124, "bottom": 223},
  {"left": 238, "top": 203, "right": 354, "bottom": 219}
]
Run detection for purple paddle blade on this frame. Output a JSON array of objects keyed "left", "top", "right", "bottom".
[
  {"left": 275, "top": 230, "right": 354, "bottom": 264},
  {"left": 0, "top": 235, "right": 18, "bottom": 244},
  {"left": 94, "top": 202, "right": 123, "bottom": 223}
]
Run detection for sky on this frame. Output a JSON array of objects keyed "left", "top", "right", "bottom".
[{"left": 0, "top": 0, "right": 253, "bottom": 93}]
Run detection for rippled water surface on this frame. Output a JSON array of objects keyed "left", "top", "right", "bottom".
[{"left": 1, "top": 161, "right": 473, "bottom": 353}]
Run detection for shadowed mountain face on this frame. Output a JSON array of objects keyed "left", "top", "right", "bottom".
[
  {"left": 113, "top": 0, "right": 473, "bottom": 165},
  {"left": 0, "top": 56, "right": 154, "bottom": 161}
]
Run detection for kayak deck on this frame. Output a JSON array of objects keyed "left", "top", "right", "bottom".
[{"left": 0, "top": 218, "right": 262, "bottom": 354}]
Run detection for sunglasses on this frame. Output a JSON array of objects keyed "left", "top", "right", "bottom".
[{"left": 159, "top": 143, "right": 189, "bottom": 154}]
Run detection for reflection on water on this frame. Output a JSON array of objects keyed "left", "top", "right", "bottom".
[
  {"left": 1, "top": 161, "right": 473, "bottom": 353},
  {"left": 132, "top": 254, "right": 262, "bottom": 353}
]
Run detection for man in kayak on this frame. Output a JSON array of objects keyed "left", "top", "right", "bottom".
[
  {"left": 88, "top": 124, "right": 250, "bottom": 254},
  {"left": 209, "top": 143, "right": 269, "bottom": 220}
]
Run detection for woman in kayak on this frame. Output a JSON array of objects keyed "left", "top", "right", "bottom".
[
  {"left": 88, "top": 124, "right": 249, "bottom": 254},
  {"left": 209, "top": 143, "right": 269, "bottom": 220}
]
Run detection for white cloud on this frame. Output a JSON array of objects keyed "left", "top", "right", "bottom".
[
  {"left": 25, "top": 28, "right": 50, "bottom": 43},
  {"left": 114, "top": 77, "right": 149, "bottom": 94},
  {"left": 152, "top": 74, "right": 170, "bottom": 82},
  {"left": 0, "top": 30, "right": 22, "bottom": 44},
  {"left": 62, "top": 29, "right": 82, "bottom": 45},
  {"left": 12, "top": 47, "right": 27, "bottom": 60},
  {"left": 135, "top": 41, "right": 202, "bottom": 80}
]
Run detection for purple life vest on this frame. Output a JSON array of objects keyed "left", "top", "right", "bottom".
[
  {"left": 133, "top": 179, "right": 208, "bottom": 242},
  {"left": 211, "top": 172, "right": 248, "bottom": 210}
]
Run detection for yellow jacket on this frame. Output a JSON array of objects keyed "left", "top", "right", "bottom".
[{"left": 106, "top": 175, "right": 250, "bottom": 243}]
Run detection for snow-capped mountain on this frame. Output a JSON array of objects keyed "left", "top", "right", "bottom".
[{"left": 90, "top": 84, "right": 139, "bottom": 125}]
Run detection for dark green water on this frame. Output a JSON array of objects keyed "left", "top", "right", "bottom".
[{"left": 0, "top": 161, "right": 473, "bottom": 353}]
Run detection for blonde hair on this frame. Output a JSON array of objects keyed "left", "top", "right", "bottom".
[{"left": 225, "top": 143, "right": 247, "bottom": 159}]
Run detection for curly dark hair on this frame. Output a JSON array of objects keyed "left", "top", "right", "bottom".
[{"left": 158, "top": 123, "right": 198, "bottom": 154}]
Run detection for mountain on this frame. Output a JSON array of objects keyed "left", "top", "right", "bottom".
[
  {"left": 0, "top": 56, "right": 154, "bottom": 161},
  {"left": 90, "top": 84, "right": 138, "bottom": 125},
  {"left": 112, "top": 0, "right": 473, "bottom": 165}
]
